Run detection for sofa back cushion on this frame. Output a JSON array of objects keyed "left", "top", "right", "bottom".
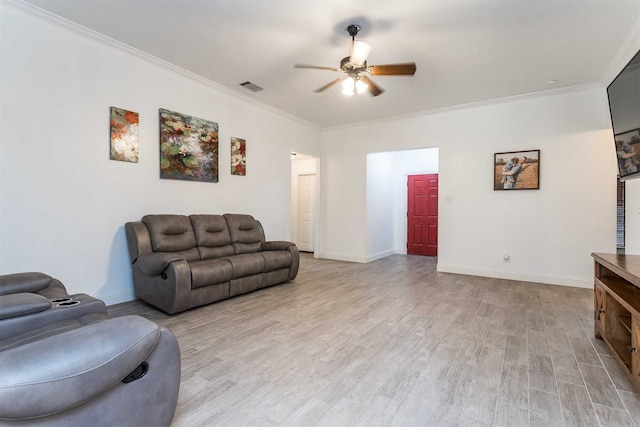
[
  {"left": 141, "top": 215, "right": 199, "bottom": 261},
  {"left": 224, "top": 214, "right": 265, "bottom": 254},
  {"left": 189, "top": 215, "right": 235, "bottom": 259}
]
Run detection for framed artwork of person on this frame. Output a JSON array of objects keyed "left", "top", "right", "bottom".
[{"left": 494, "top": 150, "right": 540, "bottom": 190}]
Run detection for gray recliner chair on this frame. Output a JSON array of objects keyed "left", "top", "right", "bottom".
[{"left": 0, "top": 273, "right": 181, "bottom": 427}]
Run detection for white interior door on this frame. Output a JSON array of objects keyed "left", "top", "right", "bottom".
[{"left": 298, "top": 174, "right": 316, "bottom": 252}]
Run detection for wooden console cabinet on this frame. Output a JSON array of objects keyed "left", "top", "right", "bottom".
[{"left": 592, "top": 252, "right": 640, "bottom": 392}]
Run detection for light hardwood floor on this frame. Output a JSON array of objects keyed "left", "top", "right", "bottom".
[{"left": 108, "top": 254, "right": 640, "bottom": 426}]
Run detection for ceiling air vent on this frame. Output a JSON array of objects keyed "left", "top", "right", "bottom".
[{"left": 239, "top": 81, "right": 264, "bottom": 93}]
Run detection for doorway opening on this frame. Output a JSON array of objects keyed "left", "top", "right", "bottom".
[
  {"left": 365, "top": 147, "right": 438, "bottom": 261},
  {"left": 291, "top": 153, "right": 320, "bottom": 256}
]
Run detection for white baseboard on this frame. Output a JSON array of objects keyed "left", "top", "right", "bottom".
[
  {"left": 319, "top": 249, "right": 407, "bottom": 264},
  {"left": 365, "top": 249, "right": 401, "bottom": 263},
  {"left": 318, "top": 252, "right": 367, "bottom": 263},
  {"left": 436, "top": 264, "right": 592, "bottom": 289},
  {"left": 96, "top": 288, "right": 136, "bottom": 306}
]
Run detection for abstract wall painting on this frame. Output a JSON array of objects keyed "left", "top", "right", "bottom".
[
  {"left": 159, "top": 108, "right": 219, "bottom": 182},
  {"left": 494, "top": 149, "right": 540, "bottom": 190},
  {"left": 110, "top": 106, "right": 139, "bottom": 162},
  {"left": 231, "top": 137, "right": 246, "bottom": 176}
]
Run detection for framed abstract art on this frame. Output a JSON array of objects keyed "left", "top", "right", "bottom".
[
  {"left": 159, "top": 108, "right": 219, "bottom": 182},
  {"left": 231, "top": 137, "right": 246, "bottom": 176},
  {"left": 110, "top": 106, "right": 139, "bottom": 163}
]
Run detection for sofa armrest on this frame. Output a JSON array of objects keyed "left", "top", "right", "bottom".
[
  {"left": 135, "top": 253, "right": 186, "bottom": 276},
  {"left": 262, "top": 241, "right": 296, "bottom": 251},
  {"left": 0, "top": 316, "right": 160, "bottom": 420},
  {"left": 0, "top": 293, "right": 52, "bottom": 320},
  {"left": 261, "top": 242, "right": 299, "bottom": 280},
  {"left": 0, "top": 272, "right": 56, "bottom": 296},
  {"left": 125, "top": 221, "right": 153, "bottom": 263}
]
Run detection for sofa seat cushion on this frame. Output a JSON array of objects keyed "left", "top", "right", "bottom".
[
  {"left": 261, "top": 251, "right": 292, "bottom": 272},
  {"left": 190, "top": 259, "right": 233, "bottom": 289},
  {"left": 223, "top": 254, "right": 266, "bottom": 278}
]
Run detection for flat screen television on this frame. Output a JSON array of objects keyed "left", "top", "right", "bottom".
[{"left": 607, "top": 49, "right": 640, "bottom": 181}]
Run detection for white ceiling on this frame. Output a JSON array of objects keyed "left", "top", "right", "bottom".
[{"left": 22, "top": 0, "right": 640, "bottom": 128}]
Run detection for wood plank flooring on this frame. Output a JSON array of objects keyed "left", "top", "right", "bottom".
[{"left": 108, "top": 254, "right": 640, "bottom": 426}]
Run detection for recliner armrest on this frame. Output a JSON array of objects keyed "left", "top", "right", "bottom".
[
  {"left": 262, "top": 241, "right": 296, "bottom": 251},
  {"left": 135, "top": 253, "right": 186, "bottom": 276},
  {"left": 0, "top": 272, "right": 56, "bottom": 296},
  {"left": 0, "top": 316, "right": 161, "bottom": 420},
  {"left": 0, "top": 293, "right": 51, "bottom": 320}
]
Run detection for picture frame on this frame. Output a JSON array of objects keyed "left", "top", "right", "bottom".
[
  {"left": 159, "top": 108, "right": 219, "bottom": 183},
  {"left": 494, "top": 149, "right": 540, "bottom": 190},
  {"left": 614, "top": 128, "right": 640, "bottom": 179},
  {"left": 110, "top": 106, "right": 139, "bottom": 163},
  {"left": 230, "top": 137, "right": 246, "bottom": 176}
]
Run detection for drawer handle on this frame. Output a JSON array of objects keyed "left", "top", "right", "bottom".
[
  {"left": 599, "top": 309, "right": 605, "bottom": 314},
  {"left": 627, "top": 346, "right": 638, "bottom": 353}
]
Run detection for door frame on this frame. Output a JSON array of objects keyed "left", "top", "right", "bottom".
[{"left": 291, "top": 155, "right": 321, "bottom": 258}]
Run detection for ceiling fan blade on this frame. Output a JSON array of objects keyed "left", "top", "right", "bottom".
[
  {"left": 350, "top": 40, "right": 372, "bottom": 66},
  {"left": 294, "top": 64, "right": 339, "bottom": 72},
  {"left": 314, "top": 77, "right": 345, "bottom": 93},
  {"left": 360, "top": 76, "right": 385, "bottom": 96},
  {"left": 369, "top": 62, "right": 417, "bottom": 76}
]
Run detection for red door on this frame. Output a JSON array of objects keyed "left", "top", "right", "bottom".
[{"left": 407, "top": 174, "right": 438, "bottom": 256}]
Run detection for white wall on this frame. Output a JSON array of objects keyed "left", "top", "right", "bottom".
[
  {"left": 0, "top": 3, "right": 320, "bottom": 303},
  {"left": 366, "top": 152, "right": 395, "bottom": 260},
  {"left": 318, "top": 137, "right": 368, "bottom": 262},
  {"left": 322, "top": 87, "right": 617, "bottom": 288}
]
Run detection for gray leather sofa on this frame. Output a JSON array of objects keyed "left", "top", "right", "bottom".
[
  {"left": 0, "top": 272, "right": 181, "bottom": 427},
  {"left": 125, "top": 213, "right": 299, "bottom": 314}
]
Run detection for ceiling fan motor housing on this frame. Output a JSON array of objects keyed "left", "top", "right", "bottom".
[{"left": 340, "top": 56, "right": 367, "bottom": 74}]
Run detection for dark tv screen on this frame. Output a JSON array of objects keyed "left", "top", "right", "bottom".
[{"left": 607, "top": 49, "right": 640, "bottom": 181}]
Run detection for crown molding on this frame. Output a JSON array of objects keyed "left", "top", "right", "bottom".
[
  {"left": 322, "top": 82, "right": 605, "bottom": 132},
  {"left": 4, "top": 0, "right": 320, "bottom": 131}
]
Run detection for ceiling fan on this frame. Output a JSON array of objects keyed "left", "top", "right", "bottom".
[{"left": 294, "top": 24, "right": 417, "bottom": 97}]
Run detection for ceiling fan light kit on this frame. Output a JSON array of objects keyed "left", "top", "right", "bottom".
[
  {"left": 294, "top": 24, "right": 417, "bottom": 97},
  {"left": 342, "top": 77, "right": 368, "bottom": 96}
]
